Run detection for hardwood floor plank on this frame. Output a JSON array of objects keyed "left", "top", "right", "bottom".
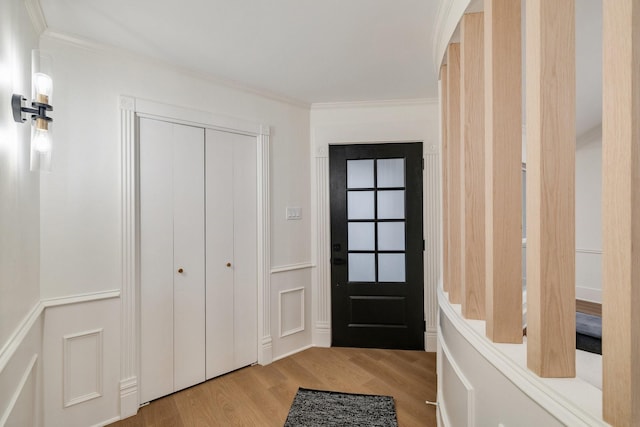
[{"left": 109, "top": 347, "right": 437, "bottom": 427}]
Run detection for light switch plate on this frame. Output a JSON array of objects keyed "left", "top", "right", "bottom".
[{"left": 286, "top": 207, "right": 302, "bottom": 220}]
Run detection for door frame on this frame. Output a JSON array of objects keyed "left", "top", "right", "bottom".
[
  {"left": 118, "top": 96, "right": 271, "bottom": 418},
  {"left": 311, "top": 136, "right": 440, "bottom": 352}
]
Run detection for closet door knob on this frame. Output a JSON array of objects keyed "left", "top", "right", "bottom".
[
  {"left": 177, "top": 268, "right": 184, "bottom": 273},
  {"left": 226, "top": 262, "right": 232, "bottom": 268}
]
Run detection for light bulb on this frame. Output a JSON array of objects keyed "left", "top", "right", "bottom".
[
  {"left": 33, "top": 72, "right": 53, "bottom": 103},
  {"left": 32, "top": 127, "right": 51, "bottom": 153}
]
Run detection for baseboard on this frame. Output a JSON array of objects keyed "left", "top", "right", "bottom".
[
  {"left": 313, "top": 324, "right": 331, "bottom": 348},
  {"left": 259, "top": 336, "right": 273, "bottom": 365},
  {"left": 119, "top": 377, "right": 138, "bottom": 419},
  {"left": 91, "top": 415, "right": 121, "bottom": 427},
  {"left": 576, "top": 286, "right": 602, "bottom": 304},
  {"left": 272, "top": 344, "right": 314, "bottom": 362},
  {"left": 426, "top": 329, "right": 437, "bottom": 352}
]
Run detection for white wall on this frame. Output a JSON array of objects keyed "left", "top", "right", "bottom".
[
  {"left": 0, "top": 0, "right": 43, "bottom": 425},
  {"left": 575, "top": 126, "right": 602, "bottom": 302},
  {"left": 0, "top": 0, "right": 40, "bottom": 356},
  {"left": 35, "top": 32, "right": 312, "bottom": 424},
  {"left": 309, "top": 100, "right": 441, "bottom": 350},
  {"left": 39, "top": 34, "right": 312, "bottom": 299}
]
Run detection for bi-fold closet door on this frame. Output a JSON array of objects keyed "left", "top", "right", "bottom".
[{"left": 139, "top": 118, "right": 257, "bottom": 404}]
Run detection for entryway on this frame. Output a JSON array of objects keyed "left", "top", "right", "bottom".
[{"left": 329, "top": 142, "right": 424, "bottom": 350}]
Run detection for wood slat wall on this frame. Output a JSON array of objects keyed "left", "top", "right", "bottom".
[
  {"left": 484, "top": 0, "right": 523, "bottom": 343},
  {"left": 525, "top": 0, "right": 576, "bottom": 378},
  {"left": 441, "top": 64, "right": 450, "bottom": 294},
  {"left": 446, "top": 43, "right": 463, "bottom": 304},
  {"left": 460, "top": 12, "right": 486, "bottom": 320},
  {"left": 602, "top": 0, "right": 640, "bottom": 424}
]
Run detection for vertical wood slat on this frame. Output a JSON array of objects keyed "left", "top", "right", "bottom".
[
  {"left": 525, "top": 0, "right": 576, "bottom": 377},
  {"left": 484, "top": 0, "right": 523, "bottom": 343},
  {"left": 602, "top": 0, "right": 640, "bottom": 424},
  {"left": 460, "top": 12, "right": 486, "bottom": 320},
  {"left": 441, "top": 65, "right": 450, "bottom": 294},
  {"left": 446, "top": 43, "right": 462, "bottom": 304}
]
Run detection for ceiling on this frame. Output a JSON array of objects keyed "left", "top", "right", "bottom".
[{"left": 39, "top": 0, "right": 441, "bottom": 104}]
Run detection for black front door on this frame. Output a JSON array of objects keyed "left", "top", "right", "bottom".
[{"left": 329, "top": 142, "right": 424, "bottom": 350}]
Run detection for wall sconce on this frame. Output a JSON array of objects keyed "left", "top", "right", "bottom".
[{"left": 11, "top": 50, "right": 53, "bottom": 172}]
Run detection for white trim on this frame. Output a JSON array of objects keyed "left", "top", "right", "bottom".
[
  {"left": 0, "top": 302, "right": 43, "bottom": 373},
  {"left": 438, "top": 329, "right": 475, "bottom": 427},
  {"left": 311, "top": 98, "right": 438, "bottom": 110},
  {"left": 24, "top": 0, "right": 47, "bottom": 35},
  {"left": 63, "top": 329, "right": 104, "bottom": 408},
  {"left": 438, "top": 287, "right": 607, "bottom": 426},
  {"left": 432, "top": 0, "right": 472, "bottom": 72},
  {"left": 270, "top": 262, "right": 314, "bottom": 274},
  {"left": 119, "top": 96, "right": 272, "bottom": 417},
  {"left": 272, "top": 344, "right": 314, "bottom": 363},
  {"left": 42, "top": 31, "right": 309, "bottom": 109},
  {"left": 257, "top": 133, "right": 273, "bottom": 365},
  {"left": 437, "top": 390, "right": 452, "bottom": 427},
  {"left": 90, "top": 416, "right": 121, "bottom": 427},
  {"left": 576, "top": 287, "right": 603, "bottom": 304},
  {"left": 0, "top": 354, "right": 38, "bottom": 427},
  {"left": 426, "top": 328, "right": 438, "bottom": 353},
  {"left": 134, "top": 98, "right": 268, "bottom": 137},
  {"left": 0, "top": 290, "right": 120, "bottom": 376},
  {"left": 41, "top": 289, "right": 120, "bottom": 308},
  {"left": 279, "top": 287, "right": 305, "bottom": 338}
]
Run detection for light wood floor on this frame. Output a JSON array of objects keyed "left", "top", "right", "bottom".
[{"left": 110, "top": 347, "right": 437, "bottom": 427}]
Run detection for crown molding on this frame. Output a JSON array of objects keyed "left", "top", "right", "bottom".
[
  {"left": 41, "top": 30, "right": 311, "bottom": 109},
  {"left": 24, "top": 0, "right": 47, "bottom": 36},
  {"left": 432, "top": 0, "right": 471, "bottom": 73},
  {"left": 311, "top": 98, "right": 438, "bottom": 110}
]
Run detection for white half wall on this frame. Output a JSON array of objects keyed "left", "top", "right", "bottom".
[{"left": 310, "top": 100, "right": 441, "bottom": 351}]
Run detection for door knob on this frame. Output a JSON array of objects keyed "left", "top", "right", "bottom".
[
  {"left": 226, "top": 262, "right": 232, "bottom": 267},
  {"left": 177, "top": 268, "right": 184, "bottom": 273}
]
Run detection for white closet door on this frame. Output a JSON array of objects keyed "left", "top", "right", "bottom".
[
  {"left": 172, "top": 124, "right": 206, "bottom": 392},
  {"left": 140, "top": 118, "right": 174, "bottom": 403},
  {"left": 140, "top": 118, "right": 205, "bottom": 402},
  {"left": 205, "top": 129, "right": 235, "bottom": 378},
  {"left": 231, "top": 132, "right": 257, "bottom": 368},
  {"left": 205, "top": 130, "right": 257, "bottom": 379}
]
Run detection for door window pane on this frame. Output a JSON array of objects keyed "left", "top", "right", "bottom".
[
  {"left": 378, "top": 222, "right": 405, "bottom": 251},
  {"left": 377, "top": 190, "right": 405, "bottom": 219},
  {"left": 348, "top": 191, "right": 375, "bottom": 219},
  {"left": 348, "top": 222, "right": 375, "bottom": 250},
  {"left": 349, "top": 253, "right": 376, "bottom": 282},
  {"left": 347, "top": 159, "right": 374, "bottom": 189},
  {"left": 378, "top": 254, "right": 406, "bottom": 282},
  {"left": 377, "top": 158, "right": 405, "bottom": 188}
]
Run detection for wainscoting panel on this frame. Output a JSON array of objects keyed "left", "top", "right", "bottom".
[
  {"left": 0, "top": 304, "right": 43, "bottom": 427},
  {"left": 44, "top": 297, "right": 120, "bottom": 427},
  {"left": 440, "top": 335, "right": 474, "bottom": 427},
  {"left": 63, "top": 329, "right": 103, "bottom": 407},
  {"left": 270, "top": 268, "right": 312, "bottom": 360},
  {"left": 279, "top": 288, "right": 305, "bottom": 338}
]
